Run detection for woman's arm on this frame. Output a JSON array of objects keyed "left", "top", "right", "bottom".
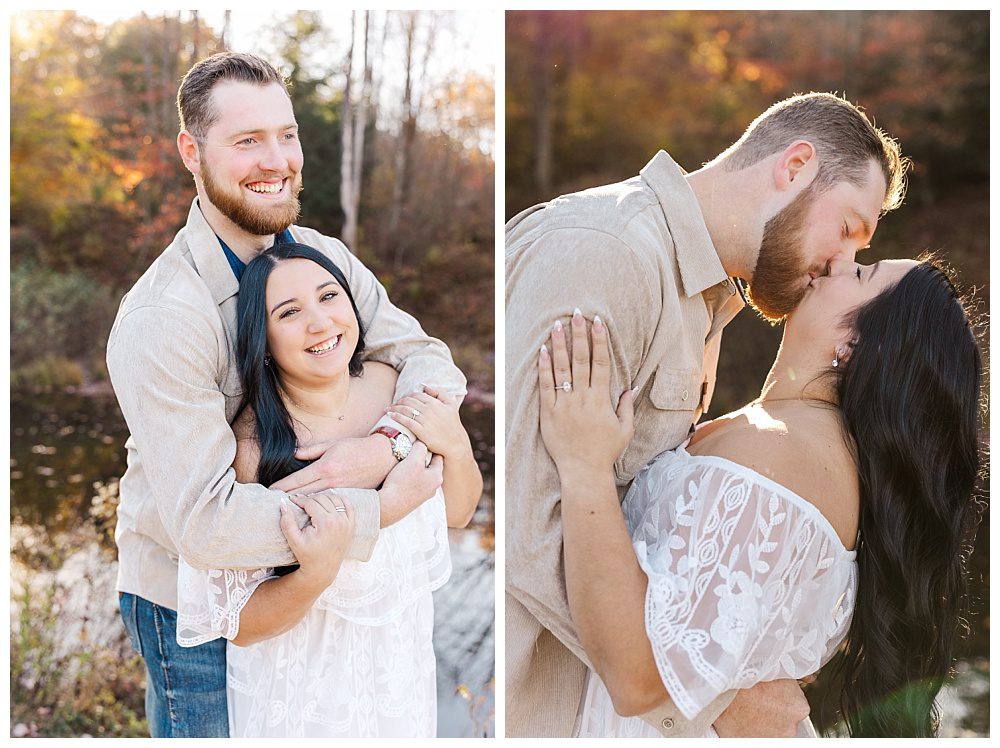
[
  {"left": 227, "top": 413, "right": 443, "bottom": 645},
  {"left": 387, "top": 386, "right": 483, "bottom": 528},
  {"left": 229, "top": 490, "right": 354, "bottom": 647},
  {"left": 538, "top": 310, "right": 669, "bottom": 716}
]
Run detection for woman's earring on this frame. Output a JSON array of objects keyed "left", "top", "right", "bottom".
[
  {"left": 264, "top": 355, "right": 272, "bottom": 367},
  {"left": 832, "top": 357, "right": 839, "bottom": 368}
]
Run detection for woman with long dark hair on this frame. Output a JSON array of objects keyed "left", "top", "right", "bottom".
[
  {"left": 536, "top": 256, "right": 981, "bottom": 737},
  {"left": 175, "top": 243, "right": 482, "bottom": 737}
]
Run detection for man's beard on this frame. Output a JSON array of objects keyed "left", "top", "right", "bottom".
[
  {"left": 745, "top": 186, "right": 816, "bottom": 323},
  {"left": 201, "top": 160, "right": 302, "bottom": 236}
]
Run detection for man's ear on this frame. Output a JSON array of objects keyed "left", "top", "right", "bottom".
[
  {"left": 177, "top": 130, "right": 202, "bottom": 175},
  {"left": 772, "top": 140, "right": 817, "bottom": 192}
]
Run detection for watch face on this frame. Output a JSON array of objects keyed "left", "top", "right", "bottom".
[{"left": 396, "top": 433, "right": 412, "bottom": 450}]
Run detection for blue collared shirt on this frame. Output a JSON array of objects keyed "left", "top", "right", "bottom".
[{"left": 217, "top": 228, "right": 295, "bottom": 281}]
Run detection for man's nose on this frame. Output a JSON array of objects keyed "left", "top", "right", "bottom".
[
  {"left": 833, "top": 245, "right": 857, "bottom": 264},
  {"left": 259, "top": 137, "right": 286, "bottom": 171}
]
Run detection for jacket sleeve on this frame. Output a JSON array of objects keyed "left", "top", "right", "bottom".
[
  {"left": 107, "top": 304, "right": 379, "bottom": 570},
  {"left": 306, "top": 231, "right": 468, "bottom": 442},
  {"left": 506, "top": 226, "right": 729, "bottom": 735}
]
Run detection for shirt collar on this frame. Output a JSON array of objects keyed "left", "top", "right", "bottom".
[
  {"left": 640, "top": 150, "right": 729, "bottom": 298},
  {"left": 216, "top": 227, "right": 295, "bottom": 282}
]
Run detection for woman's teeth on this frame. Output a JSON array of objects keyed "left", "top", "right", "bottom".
[{"left": 307, "top": 336, "right": 340, "bottom": 354}]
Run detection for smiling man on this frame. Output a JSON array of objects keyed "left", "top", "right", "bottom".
[
  {"left": 107, "top": 52, "right": 465, "bottom": 737},
  {"left": 505, "top": 92, "right": 907, "bottom": 738}
]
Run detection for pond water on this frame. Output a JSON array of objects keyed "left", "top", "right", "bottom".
[{"left": 10, "top": 391, "right": 495, "bottom": 738}]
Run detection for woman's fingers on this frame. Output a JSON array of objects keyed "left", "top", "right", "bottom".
[
  {"left": 385, "top": 409, "right": 424, "bottom": 436},
  {"left": 538, "top": 344, "right": 556, "bottom": 410},
  {"left": 590, "top": 315, "right": 612, "bottom": 394},
  {"left": 617, "top": 387, "right": 637, "bottom": 440},
  {"left": 570, "top": 308, "right": 591, "bottom": 389},
  {"left": 550, "top": 318, "right": 572, "bottom": 397}
]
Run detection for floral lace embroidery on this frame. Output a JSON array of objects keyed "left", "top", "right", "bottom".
[
  {"left": 578, "top": 449, "right": 856, "bottom": 735},
  {"left": 175, "top": 491, "right": 450, "bottom": 737}
]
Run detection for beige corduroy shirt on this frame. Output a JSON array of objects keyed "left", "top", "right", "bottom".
[
  {"left": 505, "top": 150, "right": 745, "bottom": 737},
  {"left": 108, "top": 198, "right": 466, "bottom": 610}
]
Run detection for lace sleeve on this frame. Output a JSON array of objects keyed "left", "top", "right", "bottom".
[
  {"left": 176, "top": 557, "right": 277, "bottom": 647},
  {"left": 624, "top": 453, "right": 856, "bottom": 721}
]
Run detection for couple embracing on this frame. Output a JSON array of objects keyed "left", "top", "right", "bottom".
[
  {"left": 108, "top": 52, "right": 482, "bottom": 738},
  {"left": 506, "top": 93, "right": 982, "bottom": 738}
]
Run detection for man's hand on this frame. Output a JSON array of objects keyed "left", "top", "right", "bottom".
[
  {"left": 269, "top": 434, "right": 395, "bottom": 493},
  {"left": 378, "top": 442, "right": 444, "bottom": 528},
  {"left": 713, "top": 679, "right": 811, "bottom": 738}
]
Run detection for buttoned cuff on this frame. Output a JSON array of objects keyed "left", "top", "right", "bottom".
[
  {"left": 638, "top": 689, "right": 735, "bottom": 737},
  {"left": 332, "top": 488, "right": 380, "bottom": 561}
]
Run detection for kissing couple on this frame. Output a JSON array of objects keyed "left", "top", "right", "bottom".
[{"left": 506, "top": 92, "right": 982, "bottom": 738}]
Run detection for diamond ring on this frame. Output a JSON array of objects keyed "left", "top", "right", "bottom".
[{"left": 561, "top": 381, "right": 572, "bottom": 393}]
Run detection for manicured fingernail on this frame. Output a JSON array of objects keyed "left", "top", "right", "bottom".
[
  {"left": 631, "top": 386, "right": 639, "bottom": 398},
  {"left": 573, "top": 307, "right": 582, "bottom": 322},
  {"left": 553, "top": 320, "right": 562, "bottom": 333},
  {"left": 594, "top": 315, "right": 603, "bottom": 332},
  {"left": 540, "top": 343, "right": 549, "bottom": 359}
]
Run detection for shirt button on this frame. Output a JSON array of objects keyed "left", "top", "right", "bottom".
[
  {"left": 662, "top": 718, "right": 674, "bottom": 730},
  {"left": 681, "top": 389, "right": 689, "bottom": 401}
]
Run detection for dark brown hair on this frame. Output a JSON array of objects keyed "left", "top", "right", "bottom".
[
  {"left": 719, "top": 92, "right": 909, "bottom": 214},
  {"left": 830, "top": 259, "right": 982, "bottom": 736},
  {"left": 177, "top": 52, "right": 289, "bottom": 141}
]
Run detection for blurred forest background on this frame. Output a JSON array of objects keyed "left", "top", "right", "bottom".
[
  {"left": 11, "top": 9, "right": 495, "bottom": 738},
  {"left": 507, "top": 9, "right": 988, "bottom": 738}
]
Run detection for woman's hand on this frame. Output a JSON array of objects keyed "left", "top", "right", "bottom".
[
  {"left": 538, "top": 309, "right": 634, "bottom": 477},
  {"left": 386, "top": 385, "right": 472, "bottom": 460},
  {"left": 280, "top": 492, "right": 354, "bottom": 590}
]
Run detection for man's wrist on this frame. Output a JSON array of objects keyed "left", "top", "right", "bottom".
[{"left": 368, "top": 431, "right": 397, "bottom": 469}]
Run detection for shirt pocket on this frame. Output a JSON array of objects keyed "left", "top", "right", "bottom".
[{"left": 615, "top": 368, "right": 703, "bottom": 483}]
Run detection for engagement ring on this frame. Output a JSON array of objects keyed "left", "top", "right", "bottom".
[
  {"left": 411, "top": 408, "right": 422, "bottom": 418},
  {"left": 561, "top": 381, "right": 572, "bottom": 393}
]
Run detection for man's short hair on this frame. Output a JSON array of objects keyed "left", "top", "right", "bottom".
[
  {"left": 718, "top": 92, "right": 908, "bottom": 214},
  {"left": 177, "top": 52, "right": 289, "bottom": 142}
]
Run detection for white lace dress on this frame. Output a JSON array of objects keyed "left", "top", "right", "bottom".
[
  {"left": 576, "top": 446, "right": 857, "bottom": 738},
  {"left": 175, "top": 490, "right": 451, "bottom": 738}
]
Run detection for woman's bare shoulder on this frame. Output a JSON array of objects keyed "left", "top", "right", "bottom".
[
  {"left": 362, "top": 360, "right": 399, "bottom": 386},
  {"left": 695, "top": 406, "right": 859, "bottom": 548}
]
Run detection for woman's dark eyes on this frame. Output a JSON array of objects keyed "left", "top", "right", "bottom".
[{"left": 321, "top": 291, "right": 338, "bottom": 301}]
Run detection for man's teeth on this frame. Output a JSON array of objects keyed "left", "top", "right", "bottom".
[
  {"left": 247, "top": 181, "right": 283, "bottom": 194},
  {"left": 307, "top": 336, "right": 340, "bottom": 353}
]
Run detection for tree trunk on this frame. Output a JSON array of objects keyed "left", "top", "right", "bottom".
[
  {"left": 340, "top": 11, "right": 372, "bottom": 252},
  {"left": 191, "top": 10, "right": 200, "bottom": 63},
  {"left": 388, "top": 12, "right": 417, "bottom": 255},
  {"left": 532, "top": 13, "right": 554, "bottom": 200}
]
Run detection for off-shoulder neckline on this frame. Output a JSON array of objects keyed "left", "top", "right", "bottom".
[{"left": 673, "top": 443, "right": 858, "bottom": 558}]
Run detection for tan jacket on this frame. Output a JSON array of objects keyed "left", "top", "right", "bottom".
[
  {"left": 108, "top": 198, "right": 465, "bottom": 609},
  {"left": 505, "top": 151, "right": 744, "bottom": 737}
]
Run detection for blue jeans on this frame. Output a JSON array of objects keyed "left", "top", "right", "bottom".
[{"left": 118, "top": 592, "right": 229, "bottom": 737}]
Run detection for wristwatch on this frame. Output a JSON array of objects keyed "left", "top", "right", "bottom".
[{"left": 374, "top": 426, "right": 412, "bottom": 461}]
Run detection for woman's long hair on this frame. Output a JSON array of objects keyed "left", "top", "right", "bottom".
[
  {"left": 234, "top": 242, "right": 366, "bottom": 487},
  {"left": 830, "top": 259, "right": 983, "bottom": 736}
]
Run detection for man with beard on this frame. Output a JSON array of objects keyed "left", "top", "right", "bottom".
[
  {"left": 505, "top": 93, "right": 907, "bottom": 737},
  {"left": 107, "top": 52, "right": 465, "bottom": 737}
]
